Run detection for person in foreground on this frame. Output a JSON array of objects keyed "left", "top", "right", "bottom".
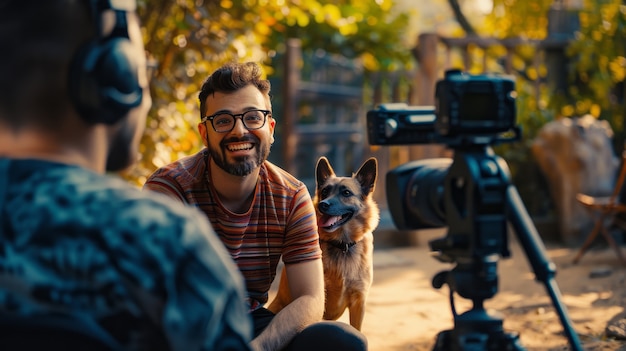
[
  {"left": 0, "top": 1, "right": 252, "bottom": 350},
  {"left": 143, "top": 62, "right": 368, "bottom": 351}
]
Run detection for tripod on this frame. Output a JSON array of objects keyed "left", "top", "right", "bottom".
[{"left": 429, "top": 145, "right": 583, "bottom": 351}]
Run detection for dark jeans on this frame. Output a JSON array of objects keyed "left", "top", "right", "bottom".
[{"left": 251, "top": 308, "right": 367, "bottom": 351}]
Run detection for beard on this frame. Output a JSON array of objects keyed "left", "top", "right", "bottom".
[
  {"left": 105, "top": 120, "right": 141, "bottom": 172},
  {"left": 104, "top": 85, "right": 149, "bottom": 173},
  {"left": 209, "top": 135, "right": 271, "bottom": 177}
]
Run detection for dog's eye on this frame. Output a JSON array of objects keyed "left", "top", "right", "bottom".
[
  {"left": 320, "top": 188, "right": 329, "bottom": 199},
  {"left": 342, "top": 190, "right": 353, "bottom": 197}
]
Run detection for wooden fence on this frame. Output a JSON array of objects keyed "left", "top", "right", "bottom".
[{"left": 276, "top": 39, "right": 366, "bottom": 193}]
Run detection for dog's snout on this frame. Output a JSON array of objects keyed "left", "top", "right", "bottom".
[{"left": 318, "top": 201, "right": 330, "bottom": 212}]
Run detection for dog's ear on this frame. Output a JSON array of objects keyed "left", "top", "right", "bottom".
[
  {"left": 316, "top": 157, "right": 335, "bottom": 189},
  {"left": 354, "top": 158, "right": 378, "bottom": 195}
]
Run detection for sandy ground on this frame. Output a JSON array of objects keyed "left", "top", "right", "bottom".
[{"left": 270, "top": 227, "right": 626, "bottom": 351}]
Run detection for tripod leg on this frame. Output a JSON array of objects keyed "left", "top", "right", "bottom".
[
  {"left": 573, "top": 213, "right": 605, "bottom": 264},
  {"left": 507, "top": 186, "right": 583, "bottom": 351}
]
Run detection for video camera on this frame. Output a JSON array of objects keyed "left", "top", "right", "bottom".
[
  {"left": 366, "top": 69, "right": 582, "bottom": 351},
  {"left": 367, "top": 69, "right": 519, "bottom": 147},
  {"left": 367, "top": 69, "right": 520, "bottom": 232}
]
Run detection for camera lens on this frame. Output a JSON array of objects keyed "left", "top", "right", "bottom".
[{"left": 406, "top": 158, "right": 452, "bottom": 228}]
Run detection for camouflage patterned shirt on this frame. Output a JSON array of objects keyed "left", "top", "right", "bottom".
[{"left": 0, "top": 158, "right": 252, "bottom": 351}]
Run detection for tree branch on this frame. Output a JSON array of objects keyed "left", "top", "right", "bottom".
[{"left": 447, "top": 0, "right": 477, "bottom": 36}]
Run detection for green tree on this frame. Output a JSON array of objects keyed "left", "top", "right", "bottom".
[
  {"left": 476, "top": 0, "right": 626, "bottom": 215},
  {"left": 483, "top": 0, "right": 625, "bottom": 143},
  {"left": 124, "top": 0, "right": 411, "bottom": 186},
  {"left": 566, "top": 0, "right": 626, "bottom": 146}
]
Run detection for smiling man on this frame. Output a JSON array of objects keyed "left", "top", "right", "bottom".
[{"left": 143, "top": 62, "right": 367, "bottom": 351}]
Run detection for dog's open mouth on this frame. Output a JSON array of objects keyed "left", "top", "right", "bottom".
[{"left": 318, "top": 212, "right": 353, "bottom": 230}]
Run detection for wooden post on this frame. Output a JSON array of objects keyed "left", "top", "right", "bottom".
[
  {"left": 543, "top": 6, "right": 580, "bottom": 100},
  {"left": 412, "top": 33, "right": 438, "bottom": 107},
  {"left": 412, "top": 32, "right": 448, "bottom": 160},
  {"left": 504, "top": 47, "right": 513, "bottom": 74},
  {"left": 283, "top": 39, "right": 301, "bottom": 175}
]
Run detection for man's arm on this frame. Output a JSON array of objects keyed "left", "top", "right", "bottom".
[{"left": 250, "top": 259, "right": 324, "bottom": 351}]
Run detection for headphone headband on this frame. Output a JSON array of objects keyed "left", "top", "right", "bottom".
[{"left": 68, "top": 0, "right": 142, "bottom": 125}]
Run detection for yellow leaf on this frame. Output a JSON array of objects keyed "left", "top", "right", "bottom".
[
  {"left": 360, "top": 52, "right": 380, "bottom": 71},
  {"left": 609, "top": 56, "right": 626, "bottom": 81},
  {"left": 592, "top": 30, "right": 602, "bottom": 41},
  {"left": 255, "top": 21, "right": 271, "bottom": 35},
  {"left": 561, "top": 105, "right": 574, "bottom": 117},
  {"left": 338, "top": 22, "right": 358, "bottom": 36},
  {"left": 296, "top": 10, "right": 310, "bottom": 27},
  {"left": 322, "top": 4, "right": 341, "bottom": 24},
  {"left": 376, "top": 0, "right": 392, "bottom": 12},
  {"left": 590, "top": 104, "right": 601, "bottom": 117},
  {"left": 220, "top": 0, "right": 233, "bottom": 9}
]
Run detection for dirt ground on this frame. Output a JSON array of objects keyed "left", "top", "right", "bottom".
[
  {"left": 355, "top": 229, "right": 626, "bottom": 351},
  {"left": 271, "top": 228, "right": 626, "bottom": 351}
]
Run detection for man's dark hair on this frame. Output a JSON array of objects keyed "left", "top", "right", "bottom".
[
  {"left": 198, "top": 62, "right": 271, "bottom": 120},
  {"left": 0, "top": 0, "right": 93, "bottom": 130}
]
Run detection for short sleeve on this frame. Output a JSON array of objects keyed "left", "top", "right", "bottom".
[{"left": 281, "top": 185, "right": 322, "bottom": 264}]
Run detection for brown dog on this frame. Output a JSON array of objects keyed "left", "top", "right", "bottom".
[{"left": 268, "top": 156, "right": 379, "bottom": 331}]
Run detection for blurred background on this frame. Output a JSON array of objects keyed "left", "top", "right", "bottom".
[{"left": 128, "top": 0, "right": 626, "bottom": 246}]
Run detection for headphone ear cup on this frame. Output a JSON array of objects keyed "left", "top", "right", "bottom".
[{"left": 69, "top": 37, "right": 143, "bottom": 125}]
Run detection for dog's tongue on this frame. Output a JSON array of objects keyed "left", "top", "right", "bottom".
[{"left": 319, "top": 214, "right": 341, "bottom": 228}]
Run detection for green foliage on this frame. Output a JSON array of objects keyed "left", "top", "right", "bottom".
[
  {"left": 123, "top": 0, "right": 412, "bottom": 186},
  {"left": 486, "top": 0, "right": 626, "bottom": 152},
  {"left": 484, "top": 0, "right": 626, "bottom": 215},
  {"left": 566, "top": 0, "right": 626, "bottom": 147},
  {"left": 124, "top": 0, "right": 626, "bottom": 204},
  {"left": 479, "top": 0, "right": 624, "bottom": 143},
  {"left": 486, "top": 0, "right": 552, "bottom": 39}
]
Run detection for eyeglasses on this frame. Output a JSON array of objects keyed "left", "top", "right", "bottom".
[{"left": 202, "top": 109, "right": 271, "bottom": 133}]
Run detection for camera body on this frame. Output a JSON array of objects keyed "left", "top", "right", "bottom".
[
  {"left": 367, "top": 69, "right": 519, "bottom": 232},
  {"left": 367, "top": 69, "right": 517, "bottom": 146}
]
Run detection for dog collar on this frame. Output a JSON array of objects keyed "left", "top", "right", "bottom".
[{"left": 324, "top": 240, "right": 357, "bottom": 254}]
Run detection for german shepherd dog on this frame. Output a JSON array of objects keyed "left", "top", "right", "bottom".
[{"left": 268, "top": 156, "right": 379, "bottom": 331}]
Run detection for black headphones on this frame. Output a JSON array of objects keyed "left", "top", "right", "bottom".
[{"left": 69, "top": 0, "right": 143, "bottom": 125}]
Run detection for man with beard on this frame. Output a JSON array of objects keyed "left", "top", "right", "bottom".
[
  {"left": 0, "top": 1, "right": 252, "bottom": 350},
  {"left": 144, "top": 62, "right": 367, "bottom": 351}
]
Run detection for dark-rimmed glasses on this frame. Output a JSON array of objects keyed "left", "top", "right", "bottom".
[{"left": 201, "top": 109, "right": 271, "bottom": 133}]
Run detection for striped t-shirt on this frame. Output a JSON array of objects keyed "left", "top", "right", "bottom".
[{"left": 143, "top": 149, "right": 322, "bottom": 310}]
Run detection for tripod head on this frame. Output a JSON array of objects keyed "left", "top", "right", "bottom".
[{"left": 429, "top": 144, "right": 510, "bottom": 267}]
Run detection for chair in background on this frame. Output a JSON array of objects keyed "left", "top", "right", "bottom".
[{"left": 573, "top": 149, "right": 626, "bottom": 265}]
